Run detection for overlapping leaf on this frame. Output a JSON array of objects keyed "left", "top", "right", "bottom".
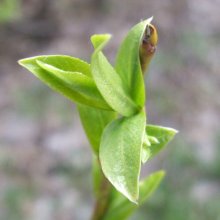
[
  {"left": 77, "top": 104, "right": 116, "bottom": 154},
  {"left": 100, "top": 110, "right": 146, "bottom": 203},
  {"left": 91, "top": 34, "right": 140, "bottom": 117},
  {"left": 115, "top": 18, "right": 153, "bottom": 107},
  {"left": 19, "top": 55, "right": 111, "bottom": 109}
]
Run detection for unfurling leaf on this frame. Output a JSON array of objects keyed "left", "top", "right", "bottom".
[
  {"left": 141, "top": 133, "right": 151, "bottom": 163},
  {"left": 77, "top": 104, "right": 116, "bottom": 154},
  {"left": 146, "top": 124, "right": 178, "bottom": 159}
]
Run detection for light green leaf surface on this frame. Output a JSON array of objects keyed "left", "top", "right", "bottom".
[
  {"left": 103, "top": 171, "right": 165, "bottom": 220},
  {"left": 36, "top": 59, "right": 110, "bottom": 109},
  {"left": 146, "top": 124, "right": 178, "bottom": 159},
  {"left": 18, "top": 56, "right": 110, "bottom": 109},
  {"left": 115, "top": 18, "right": 153, "bottom": 107},
  {"left": 33, "top": 55, "right": 92, "bottom": 76},
  {"left": 77, "top": 104, "right": 116, "bottom": 154},
  {"left": 100, "top": 110, "right": 146, "bottom": 203},
  {"left": 91, "top": 34, "right": 111, "bottom": 50},
  {"left": 91, "top": 34, "right": 140, "bottom": 117},
  {"left": 139, "top": 170, "right": 165, "bottom": 203}
]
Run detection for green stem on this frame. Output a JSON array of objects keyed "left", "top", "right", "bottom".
[{"left": 91, "top": 161, "right": 112, "bottom": 220}]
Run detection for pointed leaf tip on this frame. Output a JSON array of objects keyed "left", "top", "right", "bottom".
[{"left": 91, "top": 34, "right": 112, "bottom": 49}]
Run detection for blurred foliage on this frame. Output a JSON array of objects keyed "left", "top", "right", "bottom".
[
  {"left": 0, "top": 0, "right": 20, "bottom": 23},
  {"left": 3, "top": 186, "right": 33, "bottom": 220}
]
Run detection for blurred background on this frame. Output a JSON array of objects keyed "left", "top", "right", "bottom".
[{"left": 0, "top": 0, "right": 220, "bottom": 219}]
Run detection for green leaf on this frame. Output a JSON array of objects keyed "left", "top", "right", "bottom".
[
  {"left": 91, "top": 34, "right": 111, "bottom": 49},
  {"left": 100, "top": 110, "right": 146, "bottom": 203},
  {"left": 18, "top": 56, "right": 111, "bottom": 109},
  {"left": 31, "top": 55, "right": 92, "bottom": 76},
  {"left": 103, "top": 171, "right": 165, "bottom": 220},
  {"left": 77, "top": 104, "right": 116, "bottom": 154},
  {"left": 139, "top": 170, "right": 165, "bottom": 203},
  {"left": 115, "top": 18, "right": 153, "bottom": 107},
  {"left": 146, "top": 124, "right": 178, "bottom": 158},
  {"left": 36, "top": 59, "right": 110, "bottom": 110},
  {"left": 91, "top": 34, "right": 140, "bottom": 117}
]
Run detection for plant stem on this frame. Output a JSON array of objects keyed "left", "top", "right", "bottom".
[{"left": 91, "top": 166, "right": 112, "bottom": 220}]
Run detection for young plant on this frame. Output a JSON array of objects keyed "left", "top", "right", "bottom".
[{"left": 18, "top": 17, "right": 177, "bottom": 220}]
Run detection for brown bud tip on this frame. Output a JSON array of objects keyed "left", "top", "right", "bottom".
[{"left": 140, "top": 23, "right": 158, "bottom": 73}]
